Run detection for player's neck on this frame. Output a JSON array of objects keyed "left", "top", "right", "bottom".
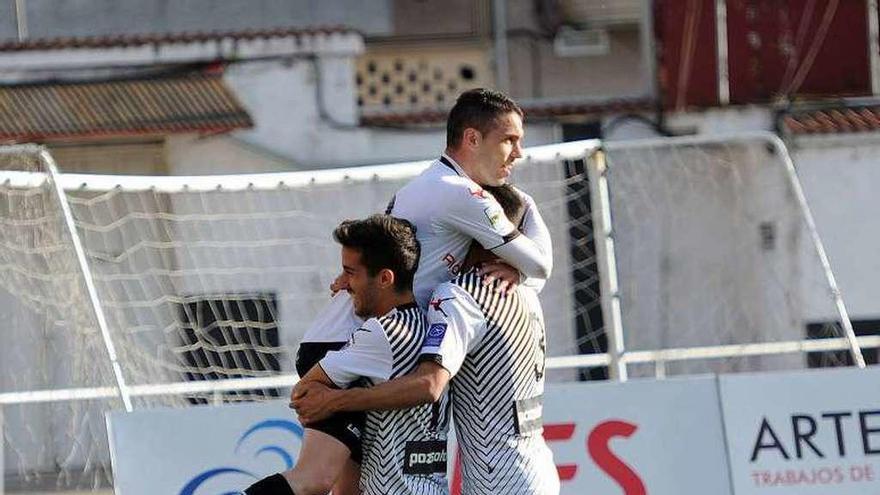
[
  {"left": 370, "top": 290, "right": 416, "bottom": 318},
  {"left": 444, "top": 148, "right": 477, "bottom": 180}
]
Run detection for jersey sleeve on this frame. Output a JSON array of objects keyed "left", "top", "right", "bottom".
[
  {"left": 440, "top": 182, "right": 519, "bottom": 250},
  {"left": 420, "top": 283, "right": 487, "bottom": 378},
  {"left": 516, "top": 188, "right": 553, "bottom": 291},
  {"left": 319, "top": 318, "right": 393, "bottom": 388}
]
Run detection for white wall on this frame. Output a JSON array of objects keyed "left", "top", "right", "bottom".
[
  {"left": 222, "top": 56, "right": 560, "bottom": 170},
  {"left": 667, "top": 106, "right": 775, "bottom": 135},
  {"left": 602, "top": 106, "right": 775, "bottom": 143},
  {"left": 791, "top": 135, "right": 880, "bottom": 320},
  {"left": 604, "top": 137, "right": 807, "bottom": 375},
  {"left": 166, "top": 135, "right": 294, "bottom": 175}
]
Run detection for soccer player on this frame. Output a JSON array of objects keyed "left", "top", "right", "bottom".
[
  {"left": 388, "top": 88, "right": 552, "bottom": 307},
  {"left": 245, "top": 215, "right": 449, "bottom": 495},
  {"left": 293, "top": 186, "right": 560, "bottom": 494}
]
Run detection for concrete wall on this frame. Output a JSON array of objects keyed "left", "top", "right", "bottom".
[
  {"left": 0, "top": 0, "right": 392, "bottom": 40},
  {"left": 223, "top": 55, "right": 560, "bottom": 170},
  {"left": 605, "top": 137, "right": 808, "bottom": 376},
  {"left": 166, "top": 135, "right": 294, "bottom": 175},
  {"left": 791, "top": 135, "right": 880, "bottom": 321},
  {"left": 505, "top": 0, "right": 652, "bottom": 100}
]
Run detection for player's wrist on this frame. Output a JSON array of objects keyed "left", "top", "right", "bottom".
[{"left": 327, "top": 387, "right": 350, "bottom": 413}]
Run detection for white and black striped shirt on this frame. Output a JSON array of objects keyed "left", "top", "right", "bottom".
[
  {"left": 320, "top": 303, "right": 450, "bottom": 495},
  {"left": 421, "top": 270, "right": 559, "bottom": 495}
]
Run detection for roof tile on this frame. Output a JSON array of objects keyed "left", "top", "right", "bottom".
[
  {"left": 784, "top": 105, "right": 880, "bottom": 135},
  {"left": 0, "top": 73, "right": 253, "bottom": 142},
  {"left": 0, "top": 26, "right": 357, "bottom": 52}
]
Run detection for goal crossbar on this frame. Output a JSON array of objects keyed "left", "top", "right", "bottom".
[{"left": 0, "top": 140, "right": 599, "bottom": 193}]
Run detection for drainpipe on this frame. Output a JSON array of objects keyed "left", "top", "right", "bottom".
[
  {"left": 493, "top": 0, "right": 510, "bottom": 93},
  {"left": 14, "top": 0, "right": 28, "bottom": 41}
]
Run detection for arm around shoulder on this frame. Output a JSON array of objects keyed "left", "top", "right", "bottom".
[{"left": 334, "top": 361, "right": 450, "bottom": 413}]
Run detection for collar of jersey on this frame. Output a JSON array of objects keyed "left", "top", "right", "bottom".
[
  {"left": 394, "top": 301, "right": 419, "bottom": 312},
  {"left": 439, "top": 153, "right": 466, "bottom": 177}
]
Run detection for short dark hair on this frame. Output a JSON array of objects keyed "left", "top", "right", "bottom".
[
  {"left": 333, "top": 214, "right": 420, "bottom": 292},
  {"left": 484, "top": 184, "right": 526, "bottom": 228},
  {"left": 446, "top": 88, "right": 524, "bottom": 148},
  {"left": 461, "top": 184, "right": 527, "bottom": 271}
]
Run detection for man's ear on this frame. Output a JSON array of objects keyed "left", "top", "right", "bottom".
[
  {"left": 378, "top": 268, "right": 396, "bottom": 289},
  {"left": 462, "top": 127, "right": 482, "bottom": 150}
]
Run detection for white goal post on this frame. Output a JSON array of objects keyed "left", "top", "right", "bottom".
[{"left": 0, "top": 134, "right": 870, "bottom": 491}]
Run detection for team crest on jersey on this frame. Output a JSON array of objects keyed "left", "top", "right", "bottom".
[
  {"left": 469, "top": 187, "right": 487, "bottom": 199},
  {"left": 424, "top": 323, "right": 447, "bottom": 347},
  {"left": 483, "top": 205, "right": 503, "bottom": 228},
  {"left": 428, "top": 296, "right": 454, "bottom": 317}
]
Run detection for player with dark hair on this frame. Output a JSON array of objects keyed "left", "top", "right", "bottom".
[
  {"left": 245, "top": 215, "right": 449, "bottom": 495},
  {"left": 294, "top": 187, "right": 560, "bottom": 494},
  {"left": 445, "top": 88, "right": 524, "bottom": 151},
  {"left": 388, "top": 87, "right": 552, "bottom": 307},
  {"left": 282, "top": 88, "right": 553, "bottom": 493}
]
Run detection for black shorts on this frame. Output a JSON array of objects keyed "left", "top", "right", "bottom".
[{"left": 296, "top": 341, "right": 365, "bottom": 463}]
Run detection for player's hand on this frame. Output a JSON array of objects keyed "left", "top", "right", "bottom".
[
  {"left": 290, "top": 381, "right": 338, "bottom": 424},
  {"left": 329, "top": 273, "right": 347, "bottom": 295},
  {"left": 479, "top": 261, "right": 520, "bottom": 295}
]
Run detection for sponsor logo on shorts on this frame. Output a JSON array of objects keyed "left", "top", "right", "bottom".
[
  {"left": 346, "top": 423, "right": 362, "bottom": 439},
  {"left": 403, "top": 440, "right": 448, "bottom": 475}
]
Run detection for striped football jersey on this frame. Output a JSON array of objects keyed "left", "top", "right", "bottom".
[
  {"left": 321, "top": 303, "right": 451, "bottom": 495},
  {"left": 421, "top": 270, "right": 559, "bottom": 494}
]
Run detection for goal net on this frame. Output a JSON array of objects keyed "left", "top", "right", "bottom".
[
  {"left": 593, "top": 134, "right": 864, "bottom": 377},
  {"left": 0, "top": 141, "right": 589, "bottom": 490},
  {"left": 0, "top": 135, "right": 863, "bottom": 490}
]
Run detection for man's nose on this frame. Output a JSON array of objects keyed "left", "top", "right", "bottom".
[{"left": 511, "top": 142, "right": 523, "bottom": 159}]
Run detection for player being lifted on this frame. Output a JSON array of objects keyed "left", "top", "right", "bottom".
[
  {"left": 244, "top": 215, "right": 449, "bottom": 495},
  {"left": 388, "top": 88, "right": 552, "bottom": 307},
  {"left": 294, "top": 185, "right": 560, "bottom": 494}
]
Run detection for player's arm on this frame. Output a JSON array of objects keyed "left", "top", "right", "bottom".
[
  {"left": 293, "top": 361, "right": 450, "bottom": 423},
  {"left": 512, "top": 188, "right": 552, "bottom": 291},
  {"left": 444, "top": 186, "right": 551, "bottom": 279},
  {"left": 295, "top": 361, "right": 336, "bottom": 388},
  {"left": 490, "top": 234, "right": 550, "bottom": 279},
  {"left": 311, "top": 320, "right": 392, "bottom": 389},
  {"left": 289, "top": 360, "right": 339, "bottom": 410},
  {"left": 293, "top": 284, "right": 484, "bottom": 423}
]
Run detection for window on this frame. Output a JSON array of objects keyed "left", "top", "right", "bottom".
[
  {"left": 177, "top": 293, "right": 282, "bottom": 404},
  {"left": 806, "top": 319, "right": 879, "bottom": 368}
]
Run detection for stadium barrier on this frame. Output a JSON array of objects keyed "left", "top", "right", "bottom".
[
  {"left": 1, "top": 133, "right": 875, "bottom": 492},
  {"left": 107, "top": 365, "right": 880, "bottom": 495}
]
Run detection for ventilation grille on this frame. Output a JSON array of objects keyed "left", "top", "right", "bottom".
[{"left": 356, "top": 47, "right": 493, "bottom": 114}]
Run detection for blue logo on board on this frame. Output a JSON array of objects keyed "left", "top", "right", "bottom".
[{"left": 178, "top": 418, "right": 304, "bottom": 495}]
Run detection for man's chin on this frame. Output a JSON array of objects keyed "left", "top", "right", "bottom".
[{"left": 484, "top": 177, "right": 506, "bottom": 187}]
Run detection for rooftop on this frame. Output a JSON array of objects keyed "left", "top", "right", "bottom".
[
  {"left": 0, "top": 26, "right": 358, "bottom": 52},
  {"left": 783, "top": 105, "right": 880, "bottom": 135},
  {"left": 0, "top": 71, "right": 253, "bottom": 142}
]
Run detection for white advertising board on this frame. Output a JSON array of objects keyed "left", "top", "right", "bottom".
[
  {"left": 108, "top": 377, "right": 731, "bottom": 494},
  {"left": 720, "top": 366, "right": 880, "bottom": 495},
  {"left": 538, "top": 378, "right": 732, "bottom": 495},
  {"left": 107, "top": 401, "right": 302, "bottom": 495}
]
